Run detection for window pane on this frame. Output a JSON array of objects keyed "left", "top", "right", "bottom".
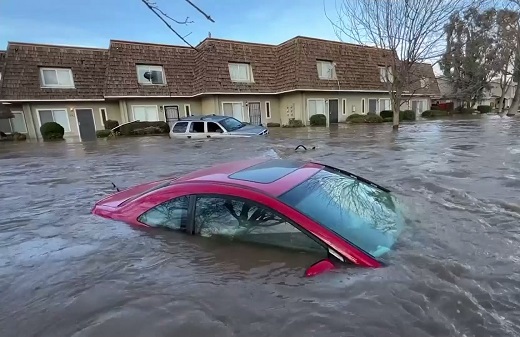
[
  {"left": 368, "top": 99, "right": 378, "bottom": 113},
  {"left": 190, "top": 121, "right": 205, "bottom": 133},
  {"left": 39, "top": 110, "right": 54, "bottom": 125},
  {"left": 266, "top": 102, "right": 271, "bottom": 118},
  {"left": 145, "top": 106, "right": 158, "bottom": 121},
  {"left": 52, "top": 110, "right": 70, "bottom": 132},
  {"left": 316, "top": 101, "right": 325, "bottom": 115},
  {"left": 228, "top": 64, "right": 239, "bottom": 80},
  {"left": 11, "top": 113, "right": 27, "bottom": 133},
  {"left": 232, "top": 103, "right": 242, "bottom": 120},
  {"left": 207, "top": 122, "right": 223, "bottom": 133},
  {"left": 172, "top": 122, "right": 188, "bottom": 133},
  {"left": 150, "top": 70, "right": 164, "bottom": 84},
  {"left": 133, "top": 107, "right": 146, "bottom": 121},
  {"left": 223, "top": 103, "right": 233, "bottom": 117},
  {"left": 309, "top": 100, "right": 317, "bottom": 116},
  {"left": 138, "top": 196, "right": 189, "bottom": 230},
  {"left": 42, "top": 70, "right": 58, "bottom": 85},
  {"left": 0, "top": 118, "right": 12, "bottom": 133},
  {"left": 137, "top": 66, "right": 150, "bottom": 84},
  {"left": 237, "top": 64, "right": 248, "bottom": 81},
  {"left": 194, "top": 196, "right": 326, "bottom": 254},
  {"left": 57, "top": 69, "right": 73, "bottom": 86}
]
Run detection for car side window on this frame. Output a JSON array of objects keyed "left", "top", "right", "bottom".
[
  {"left": 172, "top": 122, "right": 188, "bottom": 133},
  {"left": 207, "top": 122, "right": 223, "bottom": 133},
  {"left": 190, "top": 121, "right": 205, "bottom": 133},
  {"left": 138, "top": 196, "right": 189, "bottom": 231},
  {"left": 194, "top": 196, "right": 326, "bottom": 255}
]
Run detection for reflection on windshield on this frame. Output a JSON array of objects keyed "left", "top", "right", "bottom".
[
  {"left": 278, "top": 168, "right": 405, "bottom": 258},
  {"left": 220, "top": 117, "right": 244, "bottom": 131}
]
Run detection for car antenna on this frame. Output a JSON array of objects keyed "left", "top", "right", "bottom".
[{"left": 111, "top": 182, "right": 120, "bottom": 192}]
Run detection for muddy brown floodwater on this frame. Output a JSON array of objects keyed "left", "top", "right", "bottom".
[{"left": 1, "top": 116, "right": 520, "bottom": 337}]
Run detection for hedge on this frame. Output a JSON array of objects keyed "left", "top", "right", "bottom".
[
  {"left": 40, "top": 122, "right": 65, "bottom": 141},
  {"left": 266, "top": 122, "right": 280, "bottom": 127},
  {"left": 119, "top": 121, "right": 170, "bottom": 136},
  {"left": 347, "top": 114, "right": 384, "bottom": 123},
  {"left": 379, "top": 110, "right": 416, "bottom": 121},
  {"left": 477, "top": 105, "right": 492, "bottom": 114},
  {"left": 96, "top": 130, "right": 112, "bottom": 138},
  {"left": 282, "top": 119, "right": 304, "bottom": 128},
  {"left": 421, "top": 110, "right": 451, "bottom": 117},
  {"left": 309, "top": 114, "right": 327, "bottom": 126},
  {"left": 380, "top": 110, "right": 393, "bottom": 118},
  {"left": 104, "top": 119, "right": 119, "bottom": 130}
]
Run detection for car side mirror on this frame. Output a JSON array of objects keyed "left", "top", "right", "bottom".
[{"left": 304, "top": 258, "right": 335, "bottom": 277}]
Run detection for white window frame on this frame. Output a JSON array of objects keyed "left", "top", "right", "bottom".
[
  {"left": 361, "top": 98, "right": 366, "bottom": 114},
  {"left": 131, "top": 105, "right": 159, "bottom": 122},
  {"left": 307, "top": 98, "right": 327, "bottom": 121},
  {"left": 184, "top": 104, "right": 191, "bottom": 117},
  {"left": 136, "top": 65, "right": 166, "bottom": 85},
  {"left": 2, "top": 111, "right": 27, "bottom": 134},
  {"left": 228, "top": 63, "right": 254, "bottom": 83},
  {"left": 36, "top": 108, "right": 71, "bottom": 133},
  {"left": 40, "top": 68, "right": 75, "bottom": 88},
  {"left": 221, "top": 101, "right": 244, "bottom": 120},
  {"left": 379, "top": 66, "right": 393, "bottom": 83},
  {"left": 99, "top": 107, "right": 108, "bottom": 126},
  {"left": 316, "top": 60, "right": 336, "bottom": 80},
  {"left": 265, "top": 101, "right": 271, "bottom": 119},
  {"left": 341, "top": 98, "right": 347, "bottom": 115}
]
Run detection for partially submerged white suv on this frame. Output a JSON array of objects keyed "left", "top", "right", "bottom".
[{"left": 169, "top": 115, "right": 269, "bottom": 139}]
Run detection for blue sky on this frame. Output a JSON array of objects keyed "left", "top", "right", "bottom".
[{"left": 0, "top": 0, "right": 341, "bottom": 48}]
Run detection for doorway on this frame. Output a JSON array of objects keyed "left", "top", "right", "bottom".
[
  {"left": 76, "top": 109, "right": 96, "bottom": 141},
  {"left": 328, "top": 99, "right": 339, "bottom": 123},
  {"left": 164, "top": 105, "right": 180, "bottom": 128},
  {"left": 248, "top": 102, "right": 262, "bottom": 125}
]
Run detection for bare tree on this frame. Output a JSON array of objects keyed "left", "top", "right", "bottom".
[
  {"left": 141, "top": 0, "right": 214, "bottom": 50},
  {"left": 325, "top": 0, "right": 480, "bottom": 129},
  {"left": 503, "top": 0, "right": 520, "bottom": 115}
]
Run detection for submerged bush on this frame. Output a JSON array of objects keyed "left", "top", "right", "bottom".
[
  {"left": 380, "top": 110, "right": 393, "bottom": 119},
  {"left": 477, "top": 105, "right": 492, "bottom": 114},
  {"left": 119, "top": 121, "right": 170, "bottom": 136},
  {"left": 309, "top": 114, "right": 327, "bottom": 126},
  {"left": 96, "top": 130, "right": 112, "bottom": 138},
  {"left": 400, "top": 110, "right": 416, "bottom": 121},
  {"left": 104, "top": 119, "right": 119, "bottom": 130},
  {"left": 266, "top": 122, "right": 280, "bottom": 127},
  {"left": 421, "top": 110, "right": 451, "bottom": 118},
  {"left": 282, "top": 119, "right": 304, "bottom": 128},
  {"left": 40, "top": 122, "right": 65, "bottom": 141},
  {"left": 347, "top": 114, "right": 383, "bottom": 123}
]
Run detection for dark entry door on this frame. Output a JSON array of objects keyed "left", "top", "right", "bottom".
[
  {"left": 165, "top": 105, "right": 180, "bottom": 128},
  {"left": 248, "top": 102, "right": 262, "bottom": 125},
  {"left": 329, "top": 99, "right": 339, "bottom": 123},
  {"left": 76, "top": 109, "right": 96, "bottom": 141}
]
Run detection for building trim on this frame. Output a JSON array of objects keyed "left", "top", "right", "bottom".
[{"left": 0, "top": 99, "right": 105, "bottom": 102}]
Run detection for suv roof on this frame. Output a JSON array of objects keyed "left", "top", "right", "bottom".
[{"left": 177, "top": 114, "right": 230, "bottom": 122}]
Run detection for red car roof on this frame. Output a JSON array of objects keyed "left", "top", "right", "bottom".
[{"left": 175, "top": 158, "right": 324, "bottom": 196}]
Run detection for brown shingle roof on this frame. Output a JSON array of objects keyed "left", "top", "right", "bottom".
[
  {"left": 0, "top": 37, "right": 440, "bottom": 100},
  {"left": 0, "top": 42, "right": 107, "bottom": 100},
  {"left": 407, "top": 63, "right": 441, "bottom": 96}
]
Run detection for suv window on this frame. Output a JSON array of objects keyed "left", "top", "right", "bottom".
[
  {"left": 172, "top": 122, "right": 188, "bottom": 133},
  {"left": 138, "top": 196, "right": 189, "bottom": 231},
  {"left": 190, "top": 121, "right": 205, "bottom": 133},
  {"left": 207, "top": 122, "right": 224, "bottom": 133},
  {"left": 193, "top": 195, "right": 326, "bottom": 255}
]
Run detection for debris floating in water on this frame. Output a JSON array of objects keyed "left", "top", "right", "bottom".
[{"left": 295, "top": 144, "right": 316, "bottom": 151}]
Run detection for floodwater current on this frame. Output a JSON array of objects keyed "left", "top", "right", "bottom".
[{"left": 1, "top": 115, "right": 519, "bottom": 337}]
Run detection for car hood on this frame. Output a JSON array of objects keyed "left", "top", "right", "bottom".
[{"left": 228, "top": 124, "right": 268, "bottom": 135}]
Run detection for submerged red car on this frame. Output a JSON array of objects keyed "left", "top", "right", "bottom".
[{"left": 92, "top": 158, "right": 405, "bottom": 276}]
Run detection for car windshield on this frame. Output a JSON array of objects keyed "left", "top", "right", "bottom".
[
  {"left": 220, "top": 117, "right": 244, "bottom": 131},
  {"left": 278, "top": 168, "right": 405, "bottom": 258}
]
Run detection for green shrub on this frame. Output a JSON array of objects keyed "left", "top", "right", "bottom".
[
  {"left": 383, "top": 117, "right": 393, "bottom": 122},
  {"left": 119, "top": 121, "right": 170, "bottom": 136},
  {"left": 96, "top": 130, "right": 112, "bottom": 138},
  {"left": 380, "top": 110, "right": 393, "bottom": 118},
  {"left": 40, "top": 122, "right": 65, "bottom": 141},
  {"left": 12, "top": 132, "right": 27, "bottom": 141},
  {"left": 282, "top": 119, "right": 304, "bottom": 128},
  {"left": 421, "top": 110, "right": 451, "bottom": 118},
  {"left": 455, "top": 106, "right": 477, "bottom": 114},
  {"left": 266, "top": 122, "right": 280, "bottom": 127},
  {"left": 309, "top": 114, "right": 327, "bottom": 126},
  {"left": 346, "top": 113, "right": 363, "bottom": 121},
  {"left": 477, "top": 105, "right": 492, "bottom": 114},
  {"left": 104, "top": 119, "right": 119, "bottom": 130},
  {"left": 400, "top": 110, "right": 416, "bottom": 121},
  {"left": 348, "top": 114, "right": 384, "bottom": 123}
]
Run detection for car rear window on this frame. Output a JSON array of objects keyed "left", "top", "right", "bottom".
[{"left": 229, "top": 159, "right": 304, "bottom": 184}]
